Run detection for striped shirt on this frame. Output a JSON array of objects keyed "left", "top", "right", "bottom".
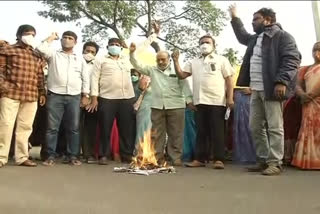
[
  {"left": 0, "top": 43, "right": 46, "bottom": 102},
  {"left": 250, "top": 32, "right": 264, "bottom": 91}
]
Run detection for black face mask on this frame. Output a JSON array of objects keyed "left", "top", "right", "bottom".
[{"left": 254, "top": 24, "right": 265, "bottom": 34}]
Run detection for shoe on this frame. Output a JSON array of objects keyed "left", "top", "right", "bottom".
[
  {"left": 184, "top": 160, "right": 205, "bottom": 167},
  {"left": 172, "top": 159, "right": 182, "bottom": 167},
  {"left": 42, "top": 159, "right": 55, "bottom": 166},
  {"left": 86, "top": 156, "right": 97, "bottom": 164},
  {"left": 70, "top": 159, "right": 82, "bottom": 166},
  {"left": 121, "top": 155, "right": 133, "bottom": 163},
  {"left": 99, "top": 157, "right": 108, "bottom": 165},
  {"left": 19, "top": 160, "right": 37, "bottom": 167},
  {"left": 62, "top": 156, "right": 70, "bottom": 164},
  {"left": 213, "top": 161, "right": 224, "bottom": 169},
  {"left": 262, "top": 165, "right": 283, "bottom": 176},
  {"left": 246, "top": 163, "right": 268, "bottom": 172}
]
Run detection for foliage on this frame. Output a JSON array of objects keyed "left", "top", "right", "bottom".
[
  {"left": 38, "top": 0, "right": 229, "bottom": 60},
  {"left": 222, "top": 48, "right": 241, "bottom": 66}
]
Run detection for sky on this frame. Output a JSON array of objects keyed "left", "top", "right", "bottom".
[{"left": 0, "top": 1, "right": 317, "bottom": 66}]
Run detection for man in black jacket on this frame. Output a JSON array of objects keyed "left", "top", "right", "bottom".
[{"left": 229, "top": 5, "right": 301, "bottom": 175}]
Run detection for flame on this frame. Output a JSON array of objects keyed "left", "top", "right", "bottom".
[{"left": 131, "top": 130, "right": 161, "bottom": 169}]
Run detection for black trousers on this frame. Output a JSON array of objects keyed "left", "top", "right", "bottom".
[
  {"left": 80, "top": 109, "right": 98, "bottom": 158},
  {"left": 98, "top": 97, "right": 135, "bottom": 159},
  {"left": 194, "top": 104, "right": 226, "bottom": 162}
]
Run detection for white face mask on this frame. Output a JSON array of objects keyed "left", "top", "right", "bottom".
[
  {"left": 200, "top": 43, "right": 213, "bottom": 55},
  {"left": 61, "top": 40, "right": 75, "bottom": 49},
  {"left": 83, "top": 53, "right": 95, "bottom": 62},
  {"left": 21, "top": 35, "right": 37, "bottom": 49}
]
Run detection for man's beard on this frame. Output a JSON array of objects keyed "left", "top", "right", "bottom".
[{"left": 254, "top": 24, "right": 265, "bottom": 34}]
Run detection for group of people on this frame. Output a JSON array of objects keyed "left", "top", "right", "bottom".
[{"left": 0, "top": 4, "right": 319, "bottom": 176}]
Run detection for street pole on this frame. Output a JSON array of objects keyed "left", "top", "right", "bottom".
[{"left": 312, "top": 1, "right": 320, "bottom": 41}]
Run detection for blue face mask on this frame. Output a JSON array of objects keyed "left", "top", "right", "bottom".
[
  {"left": 131, "top": 75, "right": 139, "bottom": 83},
  {"left": 108, "top": 45, "right": 122, "bottom": 56}
]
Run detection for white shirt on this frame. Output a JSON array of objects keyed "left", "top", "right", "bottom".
[
  {"left": 90, "top": 33, "right": 158, "bottom": 99},
  {"left": 36, "top": 41, "right": 90, "bottom": 95},
  {"left": 184, "top": 53, "right": 235, "bottom": 106},
  {"left": 85, "top": 59, "right": 95, "bottom": 93},
  {"left": 90, "top": 54, "right": 134, "bottom": 99}
]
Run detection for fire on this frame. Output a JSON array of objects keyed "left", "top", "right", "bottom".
[{"left": 131, "top": 130, "right": 163, "bottom": 169}]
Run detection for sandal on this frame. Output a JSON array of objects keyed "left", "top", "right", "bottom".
[
  {"left": 262, "top": 165, "right": 283, "bottom": 176},
  {"left": 0, "top": 162, "right": 4, "bottom": 168},
  {"left": 70, "top": 159, "right": 82, "bottom": 166},
  {"left": 42, "top": 159, "right": 55, "bottom": 166},
  {"left": 213, "top": 161, "right": 225, "bottom": 169}
]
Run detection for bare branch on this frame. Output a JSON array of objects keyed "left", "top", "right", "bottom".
[
  {"left": 159, "top": 8, "right": 192, "bottom": 23},
  {"left": 146, "top": 0, "right": 152, "bottom": 36},
  {"left": 136, "top": 21, "right": 148, "bottom": 34},
  {"left": 113, "top": 0, "right": 119, "bottom": 27},
  {"left": 157, "top": 36, "right": 185, "bottom": 51},
  {"left": 77, "top": 5, "right": 123, "bottom": 39}
]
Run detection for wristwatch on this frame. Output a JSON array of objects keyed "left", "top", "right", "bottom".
[{"left": 83, "top": 94, "right": 90, "bottom": 98}]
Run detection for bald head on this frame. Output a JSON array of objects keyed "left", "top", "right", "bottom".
[{"left": 156, "top": 50, "right": 170, "bottom": 71}]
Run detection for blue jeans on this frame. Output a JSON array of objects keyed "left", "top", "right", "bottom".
[{"left": 45, "top": 92, "right": 81, "bottom": 160}]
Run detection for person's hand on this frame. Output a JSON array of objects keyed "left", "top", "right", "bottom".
[
  {"left": 300, "top": 92, "right": 313, "bottom": 104},
  {"left": 228, "top": 3, "right": 238, "bottom": 19},
  {"left": 226, "top": 98, "right": 234, "bottom": 109},
  {"left": 274, "top": 84, "right": 287, "bottom": 99},
  {"left": 86, "top": 97, "right": 98, "bottom": 113},
  {"left": 152, "top": 21, "right": 160, "bottom": 34},
  {"left": 50, "top": 32, "right": 59, "bottom": 40},
  {"left": 80, "top": 96, "right": 90, "bottom": 108},
  {"left": 139, "top": 76, "right": 149, "bottom": 91},
  {"left": 39, "top": 95, "right": 46, "bottom": 106},
  {"left": 129, "top": 43, "right": 136, "bottom": 54},
  {"left": 242, "top": 87, "right": 252, "bottom": 95},
  {"left": 171, "top": 49, "right": 180, "bottom": 62},
  {"left": 187, "top": 102, "right": 197, "bottom": 111}
]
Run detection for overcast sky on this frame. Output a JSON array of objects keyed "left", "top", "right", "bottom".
[{"left": 0, "top": 1, "right": 317, "bottom": 65}]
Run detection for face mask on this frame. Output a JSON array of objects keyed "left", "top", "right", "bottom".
[
  {"left": 200, "top": 43, "right": 213, "bottom": 54},
  {"left": 108, "top": 45, "right": 122, "bottom": 56},
  {"left": 83, "top": 53, "right": 95, "bottom": 62},
  {"left": 131, "top": 75, "right": 139, "bottom": 83},
  {"left": 61, "top": 40, "right": 75, "bottom": 49},
  {"left": 21, "top": 35, "right": 37, "bottom": 49}
]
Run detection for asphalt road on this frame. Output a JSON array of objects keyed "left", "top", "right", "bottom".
[{"left": 1, "top": 158, "right": 320, "bottom": 214}]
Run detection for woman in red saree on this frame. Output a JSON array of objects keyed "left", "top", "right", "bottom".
[{"left": 292, "top": 41, "right": 320, "bottom": 169}]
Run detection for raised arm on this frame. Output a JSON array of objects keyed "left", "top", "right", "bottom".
[
  {"left": 171, "top": 49, "right": 191, "bottom": 79},
  {"left": 129, "top": 43, "right": 152, "bottom": 76},
  {"left": 229, "top": 4, "right": 254, "bottom": 46},
  {"left": 36, "top": 32, "right": 59, "bottom": 60}
]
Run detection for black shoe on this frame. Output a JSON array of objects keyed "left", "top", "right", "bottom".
[
  {"left": 86, "top": 156, "right": 97, "bottom": 164},
  {"left": 99, "top": 157, "right": 108, "bottom": 165},
  {"left": 246, "top": 163, "right": 268, "bottom": 172},
  {"left": 62, "top": 156, "right": 70, "bottom": 164}
]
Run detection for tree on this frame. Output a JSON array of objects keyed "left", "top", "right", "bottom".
[
  {"left": 38, "top": 0, "right": 227, "bottom": 59},
  {"left": 222, "top": 48, "right": 241, "bottom": 66}
]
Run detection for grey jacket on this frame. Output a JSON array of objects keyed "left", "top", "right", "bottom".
[{"left": 231, "top": 17, "right": 301, "bottom": 100}]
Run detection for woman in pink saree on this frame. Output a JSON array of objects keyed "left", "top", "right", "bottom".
[{"left": 292, "top": 41, "right": 320, "bottom": 169}]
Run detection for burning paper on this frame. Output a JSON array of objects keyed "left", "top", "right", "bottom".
[{"left": 113, "top": 130, "right": 176, "bottom": 175}]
